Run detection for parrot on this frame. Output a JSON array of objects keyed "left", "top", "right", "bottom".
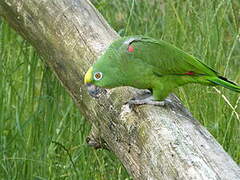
[{"left": 84, "top": 36, "right": 240, "bottom": 106}]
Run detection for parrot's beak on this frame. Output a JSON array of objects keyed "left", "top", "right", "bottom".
[
  {"left": 85, "top": 83, "right": 106, "bottom": 98},
  {"left": 84, "top": 67, "right": 106, "bottom": 98}
]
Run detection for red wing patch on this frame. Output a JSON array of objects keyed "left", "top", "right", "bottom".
[
  {"left": 176, "top": 71, "right": 195, "bottom": 75},
  {"left": 183, "top": 71, "right": 195, "bottom": 75},
  {"left": 128, "top": 45, "right": 134, "bottom": 52}
]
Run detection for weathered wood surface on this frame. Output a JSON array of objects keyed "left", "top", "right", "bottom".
[{"left": 1, "top": 0, "right": 240, "bottom": 179}]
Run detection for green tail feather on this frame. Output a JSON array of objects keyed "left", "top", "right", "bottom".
[{"left": 208, "top": 76, "right": 240, "bottom": 92}]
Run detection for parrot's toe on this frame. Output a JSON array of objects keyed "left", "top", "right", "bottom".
[{"left": 127, "top": 96, "right": 166, "bottom": 108}]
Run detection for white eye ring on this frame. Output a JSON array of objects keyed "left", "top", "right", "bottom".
[{"left": 94, "top": 72, "right": 103, "bottom": 81}]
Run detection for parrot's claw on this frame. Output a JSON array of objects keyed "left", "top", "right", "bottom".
[{"left": 127, "top": 96, "right": 165, "bottom": 107}]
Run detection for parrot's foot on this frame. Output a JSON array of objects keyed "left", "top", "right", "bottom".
[
  {"left": 134, "top": 89, "right": 152, "bottom": 100},
  {"left": 127, "top": 96, "right": 165, "bottom": 107}
]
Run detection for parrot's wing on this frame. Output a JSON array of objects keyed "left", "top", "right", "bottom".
[{"left": 123, "top": 36, "right": 217, "bottom": 76}]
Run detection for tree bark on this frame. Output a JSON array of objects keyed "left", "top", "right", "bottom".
[{"left": 1, "top": 0, "right": 240, "bottom": 179}]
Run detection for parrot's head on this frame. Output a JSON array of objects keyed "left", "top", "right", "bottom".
[
  {"left": 84, "top": 39, "right": 127, "bottom": 98},
  {"left": 84, "top": 36, "right": 143, "bottom": 98}
]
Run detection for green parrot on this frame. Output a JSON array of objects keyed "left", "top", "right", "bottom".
[{"left": 84, "top": 36, "right": 240, "bottom": 105}]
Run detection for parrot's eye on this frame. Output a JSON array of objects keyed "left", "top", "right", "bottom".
[{"left": 94, "top": 72, "right": 103, "bottom": 81}]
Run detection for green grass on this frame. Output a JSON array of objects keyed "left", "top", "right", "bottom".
[{"left": 0, "top": 0, "right": 240, "bottom": 179}]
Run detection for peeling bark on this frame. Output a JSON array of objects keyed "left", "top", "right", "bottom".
[{"left": 1, "top": 0, "right": 240, "bottom": 179}]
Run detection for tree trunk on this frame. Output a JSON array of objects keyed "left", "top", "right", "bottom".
[{"left": 0, "top": 0, "right": 240, "bottom": 179}]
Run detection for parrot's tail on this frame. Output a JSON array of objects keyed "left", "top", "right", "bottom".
[{"left": 208, "top": 76, "right": 240, "bottom": 92}]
